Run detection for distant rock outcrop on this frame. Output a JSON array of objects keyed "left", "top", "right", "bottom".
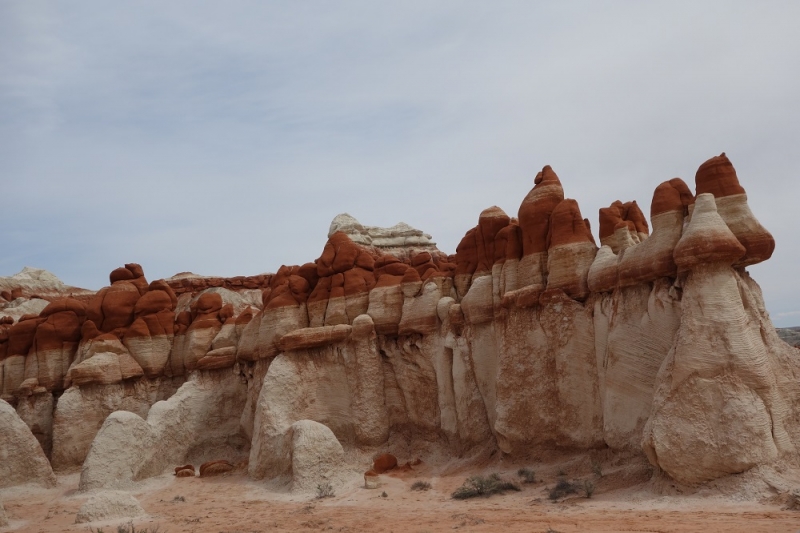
[
  {"left": 0, "top": 267, "right": 93, "bottom": 304},
  {"left": 328, "top": 213, "right": 439, "bottom": 258},
  {"left": 777, "top": 327, "right": 800, "bottom": 347}
]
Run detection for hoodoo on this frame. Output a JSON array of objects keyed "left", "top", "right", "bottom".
[{"left": 0, "top": 154, "right": 797, "bottom": 494}]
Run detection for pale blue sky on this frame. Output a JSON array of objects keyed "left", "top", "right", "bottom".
[{"left": 2, "top": 1, "right": 799, "bottom": 326}]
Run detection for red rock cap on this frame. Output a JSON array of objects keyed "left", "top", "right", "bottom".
[
  {"left": 518, "top": 165, "right": 565, "bottom": 256},
  {"left": 695, "top": 153, "right": 746, "bottom": 198},
  {"left": 651, "top": 178, "right": 694, "bottom": 218}
]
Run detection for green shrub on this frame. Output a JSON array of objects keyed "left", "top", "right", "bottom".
[
  {"left": 451, "top": 473, "right": 520, "bottom": 500},
  {"left": 591, "top": 460, "right": 603, "bottom": 478}
]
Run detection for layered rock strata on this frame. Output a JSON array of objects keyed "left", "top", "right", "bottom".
[{"left": 1, "top": 153, "right": 797, "bottom": 492}]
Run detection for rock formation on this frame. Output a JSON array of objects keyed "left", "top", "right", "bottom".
[
  {"left": 289, "top": 420, "right": 345, "bottom": 492},
  {"left": 328, "top": 213, "right": 439, "bottom": 259},
  {"left": 174, "top": 464, "right": 195, "bottom": 477},
  {"left": 0, "top": 153, "right": 797, "bottom": 495},
  {"left": 199, "top": 459, "right": 234, "bottom": 477},
  {"left": 372, "top": 453, "right": 398, "bottom": 474},
  {"left": 79, "top": 371, "right": 246, "bottom": 491},
  {"left": 0, "top": 267, "right": 93, "bottom": 303},
  {"left": 695, "top": 153, "right": 775, "bottom": 266},
  {"left": 0, "top": 399, "right": 56, "bottom": 488},
  {"left": 641, "top": 193, "right": 794, "bottom": 483}
]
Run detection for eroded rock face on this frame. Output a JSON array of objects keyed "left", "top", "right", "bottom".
[
  {"left": 674, "top": 194, "right": 746, "bottom": 270},
  {"left": 123, "top": 280, "right": 177, "bottom": 378},
  {"left": 0, "top": 267, "right": 93, "bottom": 303},
  {"left": 695, "top": 153, "right": 775, "bottom": 267},
  {"left": 546, "top": 199, "right": 597, "bottom": 300},
  {"left": 328, "top": 213, "right": 439, "bottom": 258},
  {"left": 516, "top": 166, "right": 564, "bottom": 293},
  {"left": 52, "top": 376, "right": 181, "bottom": 470},
  {"left": 15, "top": 393, "right": 55, "bottom": 458},
  {"left": 0, "top": 399, "right": 56, "bottom": 488},
  {"left": 79, "top": 370, "right": 247, "bottom": 491},
  {"left": 249, "top": 345, "right": 359, "bottom": 481},
  {"left": 641, "top": 190, "right": 795, "bottom": 483},
  {"left": 2, "top": 153, "right": 796, "bottom": 493},
  {"left": 290, "top": 420, "right": 345, "bottom": 492},
  {"left": 599, "top": 201, "right": 649, "bottom": 253}
]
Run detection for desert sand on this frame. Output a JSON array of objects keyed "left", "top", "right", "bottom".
[{"left": 3, "top": 453, "right": 799, "bottom": 533}]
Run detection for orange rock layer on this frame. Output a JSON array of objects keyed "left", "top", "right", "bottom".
[{"left": 0, "top": 153, "right": 773, "bottom": 399}]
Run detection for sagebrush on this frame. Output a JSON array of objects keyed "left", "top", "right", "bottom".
[
  {"left": 548, "top": 479, "right": 580, "bottom": 500},
  {"left": 584, "top": 480, "right": 595, "bottom": 498},
  {"left": 517, "top": 468, "right": 536, "bottom": 484},
  {"left": 591, "top": 460, "right": 603, "bottom": 478},
  {"left": 411, "top": 480, "right": 431, "bottom": 491},
  {"left": 451, "top": 473, "right": 520, "bottom": 500},
  {"left": 316, "top": 482, "right": 335, "bottom": 499}
]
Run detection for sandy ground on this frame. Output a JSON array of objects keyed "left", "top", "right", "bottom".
[{"left": 2, "top": 458, "right": 799, "bottom": 533}]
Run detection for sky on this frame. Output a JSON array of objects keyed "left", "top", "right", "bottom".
[{"left": 1, "top": 1, "right": 799, "bottom": 326}]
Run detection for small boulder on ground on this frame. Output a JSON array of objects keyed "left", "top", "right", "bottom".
[
  {"left": 372, "top": 453, "right": 398, "bottom": 474},
  {"left": 199, "top": 460, "right": 233, "bottom": 477},
  {"left": 174, "top": 464, "right": 195, "bottom": 477},
  {"left": 364, "top": 469, "right": 379, "bottom": 489}
]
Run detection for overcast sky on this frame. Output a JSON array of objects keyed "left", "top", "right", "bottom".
[{"left": 2, "top": 1, "right": 799, "bottom": 326}]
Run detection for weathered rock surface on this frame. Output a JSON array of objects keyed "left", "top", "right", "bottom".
[
  {"left": 0, "top": 297, "right": 49, "bottom": 325},
  {"left": 642, "top": 194, "right": 796, "bottom": 483},
  {"left": 79, "top": 370, "right": 246, "bottom": 491},
  {"left": 1, "top": 153, "right": 797, "bottom": 494},
  {"left": 328, "top": 213, "right": 439, "bottom": 258},
  {"left": 15, "top": 392, "right": 55, "bottom": 458},
  {"left": 695, "top": 153, "right": 775, "bottom": 266},
  {"left": 290, "top": 420, "right": 345, "bottom": 492},
  {"left": 0, "top": 267, "right": 92, "bottom": 303},
  {"left": 0, "top": 399, "right": 56, "bottom": 488},
  {"left": 199, "top": 459, "right": 234, "bottom": 477},
  {"left": 51, "top": 377, "right": 182, "bottom": 470}
]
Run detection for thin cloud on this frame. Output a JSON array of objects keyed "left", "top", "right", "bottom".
[{"left": 1, "top": 1, "right": 798, "bottom": 327}]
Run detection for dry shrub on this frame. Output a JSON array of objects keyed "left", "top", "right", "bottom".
[{"left": 452, "top": 474, "right": 520, "bottom": 500}]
